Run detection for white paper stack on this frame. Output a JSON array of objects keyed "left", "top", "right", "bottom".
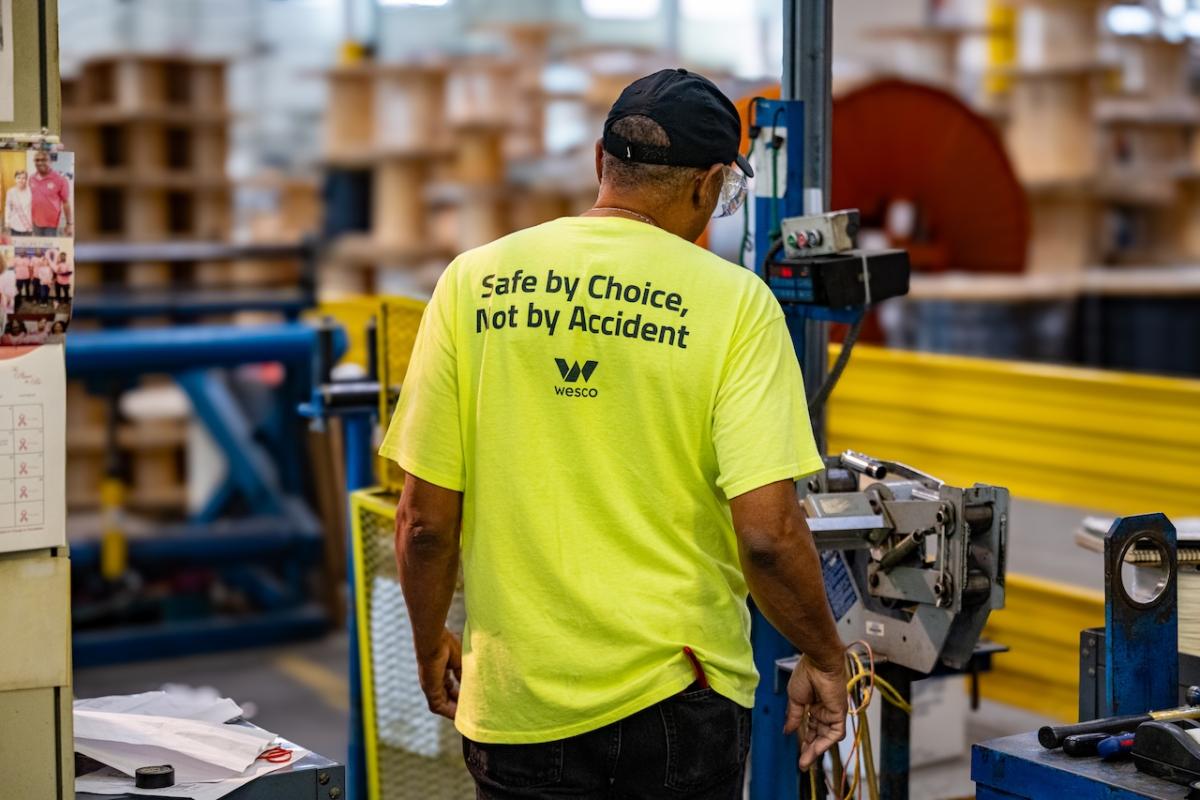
[{"left": 74, "top": 691, "right": 305, "bottom": 799}]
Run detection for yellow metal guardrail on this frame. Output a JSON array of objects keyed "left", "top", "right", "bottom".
[
  {"left": 352, "top": 487, "right": 474, "bottom": 799},
  {"left": 828, "top": 345, "right": 1200, "bottom": 719},
  {"left": 310, "top": 297, "right": 381, "bottom": 368},
  {"left": 979, "top": 575, "right": 1103, "bottom": 721},
  {"left": 827, "top": 345, "right": 1200, "bottom": 520}
]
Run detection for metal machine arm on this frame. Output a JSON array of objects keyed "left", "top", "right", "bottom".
[{"left": 799, "top": 451, "right": 1009, "bottom": 673}]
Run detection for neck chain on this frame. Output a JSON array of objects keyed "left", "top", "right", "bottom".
[{"left": 587, "top": 206, "right": 659, "bottom": 228}]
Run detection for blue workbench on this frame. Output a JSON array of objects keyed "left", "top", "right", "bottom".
[{"left": 972, "top": 732, "right": 1190, "bottom": 799}]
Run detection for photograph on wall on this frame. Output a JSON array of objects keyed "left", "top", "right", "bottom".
[
  {"left": 0, "top": 0, "right": 12, "bottom": 123},
  {"left": 0, "top": 240, "right": 72, "bottom": 346},
  {"left": 0, "top": 148, "right": 73, "bottom": 240}
]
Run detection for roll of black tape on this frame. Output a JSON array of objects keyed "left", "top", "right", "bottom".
[{"left": 135, "top": 765, "right": 175, "bottom": 789}]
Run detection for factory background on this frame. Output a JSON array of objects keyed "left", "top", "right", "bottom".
[{"left": 7, "top": 0, "right": 1196, "bottom": 797}]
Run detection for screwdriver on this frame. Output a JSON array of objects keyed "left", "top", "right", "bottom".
[{"left": 1096, "top": 733, "right": 1136, "bottom": 761}]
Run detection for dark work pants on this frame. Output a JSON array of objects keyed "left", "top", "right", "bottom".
[{"left": 462, "top": 685, "right": 750, "bottom": 799}]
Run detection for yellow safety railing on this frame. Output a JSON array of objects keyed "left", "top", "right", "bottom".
[
  {"left": 310, "top": 296, "right": 381, "bottom": 369},
  {"left": 979, "top": 575, "right": 1103, "bottom": 721},
  {"left": 827, "top": 345, "right": 1200, "bottom": 520}
]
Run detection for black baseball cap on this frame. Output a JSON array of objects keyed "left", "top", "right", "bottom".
[{"left": 603, "top": 68, "right": 754, "bottom": 178}]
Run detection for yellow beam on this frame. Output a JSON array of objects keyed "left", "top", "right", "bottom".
[
  {"left": 828, "top": 345, "right": 1200, "bottom": 519},
  {"left": 982, "top": 574, "right": 1104, "bottom": 720}
]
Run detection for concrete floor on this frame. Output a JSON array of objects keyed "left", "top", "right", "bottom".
[{"left": 73, "top": 496, "right": 1091, "bottom": 798}]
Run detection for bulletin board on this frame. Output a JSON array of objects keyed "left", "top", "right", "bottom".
[{"left": 0, "top": 1, "right": 59, "bottom": 139}]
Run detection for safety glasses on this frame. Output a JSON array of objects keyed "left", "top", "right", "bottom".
[{"left": 713, "top": 163, "right": 749, "bottom": 219}]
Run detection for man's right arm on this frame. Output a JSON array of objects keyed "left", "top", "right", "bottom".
[
  {"left": 731, "top": 478, "right": 848, "bottom": 768},
  {"left": 731, "top": 478, "right": 842, "bottom": 666}
]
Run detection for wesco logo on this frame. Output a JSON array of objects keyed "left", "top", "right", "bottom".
[{"left": 554, "top": 358, "right": 598, "bottom": 397}]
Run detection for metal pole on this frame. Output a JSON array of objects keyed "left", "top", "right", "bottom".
[
  {"left": 878, "top": 664, "right": 912, "bottom": 800},
  {"left": 343, "top": 410, "right": 375, "bottom": 800},
  {"left": 785, "top": 0, "right": 833, "bottom": 451}
]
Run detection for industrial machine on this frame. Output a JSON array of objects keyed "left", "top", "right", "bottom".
[{"left": 802, "top": 451, "right": 1008, "bottom": 675}]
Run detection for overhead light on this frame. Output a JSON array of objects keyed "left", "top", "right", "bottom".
[
  {"left": 581, "top": 0, "right": 660, "bottom": 19},
  {"left": 1182, "top": 9, "right": 1200, "bottom": 36},
  {"left": 681, "top": 0, "right": 741, "bottom": 19},
  {"left": 378, "top": 0, "right": 450, "bottom": 7},
  {"left": 1162, "top": 0, "right": 1188, "bottom": 18},
  {"left": 1106, "top": 4, "right": 1157, "bottom": 35}
]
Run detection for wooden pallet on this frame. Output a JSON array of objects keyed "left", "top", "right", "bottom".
[{"left": 64, "top": 54, "right": 313, "bottom": 295}]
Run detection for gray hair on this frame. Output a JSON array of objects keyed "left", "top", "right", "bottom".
[{"left": 601, "top": 115, "right": 705, "bottom": 195}]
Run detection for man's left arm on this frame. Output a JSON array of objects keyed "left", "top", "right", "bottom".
[
  {"left": 396, "top": 473, "right": 464, "bottom": 720},
  {"left": 380, "top": 263, "right": 465, "bottom": 718},
  {"left": 60, "top": 177, "right": 73, "bottom": 235}
]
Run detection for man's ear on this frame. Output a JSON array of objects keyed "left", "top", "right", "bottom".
[
  {"left": 594, "top": 140, "right": 605, "bottom": 183},
  {"left": 693, "top": 163, "right": 725, "bottom": 209}
]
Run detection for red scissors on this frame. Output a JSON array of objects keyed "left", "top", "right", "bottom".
[{"left": 257, "top": 747, "right": 293, "bottom": 764}]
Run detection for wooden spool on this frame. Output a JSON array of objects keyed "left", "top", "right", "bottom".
[
  {"left": 66, "top": 382, "right": 106, "bottom": 428},
  {"left": 191, "top": 127, "right": 228, "bottom": 175},
  {"left": 373, "top": 64, "right": 449, "bottom": 154},
  {"left": 1113, "top": 36, "right": 1191, "bottom": 103},
  {"left": 509, "top": 189, "right": 571, "bottom": 230},
  {"left": 325, "top": 67, "right": 375, "bottom": 161},
  {"left": 127, "top": 189, "right": 170, "bottom": 239},
  {"left": 1009, "top": 0, "right": 1101, "bottom": 70},
  {"left": 188, "top": 61, "right": 227, "bottom": 110},
  {"left": 127, "top": 123, "right": 168, "bottom": 174},
  {"left": 456, "top": 192, "right": 510, "bottom": 251},
  {"left": 1096, "top": 113, "right": 1192, "bottom": 182},
  {"left": 863, "top": 25, "right": 1000, "bottom": 89},
  {"left": 194, "top": 191, "right": 231, "bottom": 239},
  {"left": 1005, "top": 67, "right": 1100, "bottom": 182},
  {"left": 446, "top": 58, "right": 519, "bottom": 130},
  {"left": 193, "top": 260, "right": 235, "bottom": 288},
  {"left": 492, "top": 23, "right": 567, "bottom": 158},
  {"left": 1025, "top": 186, "right": 1098, "bottom": 273},
  {"left": 1168, "top": 181, "right": 1200, "bottom": 259},
  {"left": 317, "top": 261, "right": 373, "bottom": 299},
  {"left": 124, "top": 420, "right": 186, "bottom": 508},
  {"left": 454, "top": 125, "right": 506, "bottom": 185},
  {"left": 72, "top": 261, "right": 102, "bottom": 289},
  {"left": 126, "top": 261, "right": 173, "bottom": 289},
  {"left": 231, "top": 257, "right": 300, "bottom": 288},
  {"left": 246, "top": 174, "right": 320, "bottom": 243},
  {"left": 114, "top": 59, "right": 166, "bottom": 109},
  {"left": 373, "top": 157, "right": 429, "bottom": 250}
]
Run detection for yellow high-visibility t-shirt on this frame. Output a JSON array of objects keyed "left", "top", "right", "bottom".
[{"left": 379, "top": 215, "right": 824, "bottom": 744}]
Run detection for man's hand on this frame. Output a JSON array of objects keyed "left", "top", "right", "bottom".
[
  {"left": 417, "top": 628, "right": 462, "bottom": 720},
  {"left": 64, "top": 223, "right": 74, "bottom": 237},
  {"left": 783, "top": 655, "right": 848, "bottom": 770}
]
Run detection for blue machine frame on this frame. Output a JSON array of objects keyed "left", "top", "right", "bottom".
[
  {"left": 748, "top": 96, "right": 808, "bottom": 800},
  {"left": 300, "top": 379, "right": 378, "bottom": 800},
  {"left": 67, "top": 323, "right": 345, "bottom": 666}
]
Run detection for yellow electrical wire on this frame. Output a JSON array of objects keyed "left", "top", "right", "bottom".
[{"left": 801, "top": 641, "right": 911, "bottom": 799}]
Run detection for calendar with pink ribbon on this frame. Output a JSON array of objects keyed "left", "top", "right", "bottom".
[{"left": 0, "top": 343, "right": 63, "bottom": 551}]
